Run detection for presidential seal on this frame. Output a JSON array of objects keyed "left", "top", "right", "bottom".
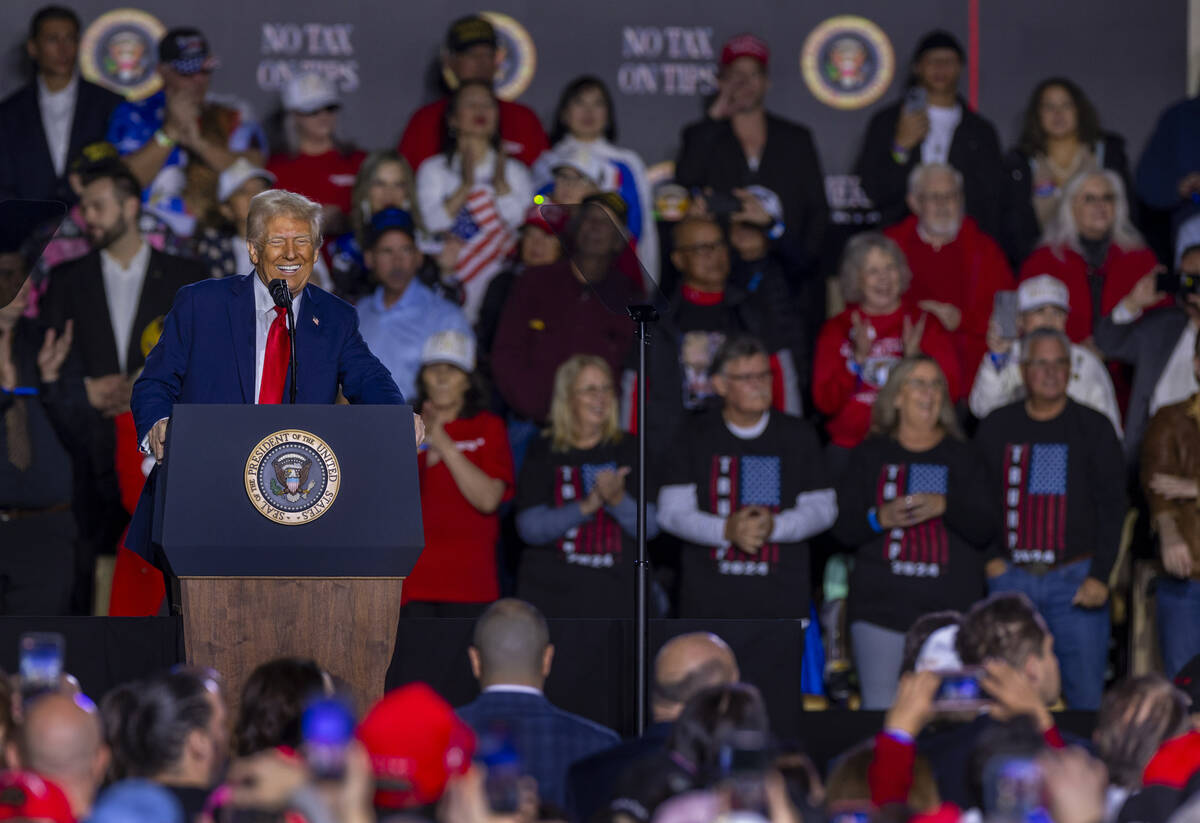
[
  {"left": 79, "top": 9, "right": 166, "bottom": 100},
  {"left": 245, "top": 430, "right": 340, "bottom": 525},
  {"left": 441, "top": 11, "right": 536, "bottom": 101},
  {"left": 800, "top": 15, "right": 894, "bottom": 111}
]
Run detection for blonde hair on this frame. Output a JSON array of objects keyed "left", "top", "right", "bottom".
[
  {"left": 838, "top": 231, "right": 913, "bottom": 304},
  {"left": 546, "top": 355, "right": 621, "bottom": 452},
  {"left": 1040, "top": 169, "right": 1144, "bottom": 257},
  {"left": 246, "top": 189, "right": 323, "bottom": 258},
  {"left": 350, "top": 150, "right": 424, "bottom": 240},
  {"left": 869, "top": 355, "right": 962, "bottom": 440}
]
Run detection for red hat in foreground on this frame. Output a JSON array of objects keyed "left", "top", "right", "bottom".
[
  {"left": 355, "top": 683, "right": 476, "bottom": 809},
  {"left": 0, "top": 772, "right": 75, "bottom": 823}
]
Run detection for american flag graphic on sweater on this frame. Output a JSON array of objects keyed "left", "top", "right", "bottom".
[
  {"left": 878, "top": 463, "right": 949, "bottom": 578},
  {"left": 709, "top": 455, "right": 782, "bottom": 576},
  {"left": 553, "top": 462, "right": 620, "bottom": 568},
  {"left": 1002, "top": 443, "right": 1068, "bottom": 565},
  {"left": 450, "top": 186, "right": 516, "bottom": 290}
]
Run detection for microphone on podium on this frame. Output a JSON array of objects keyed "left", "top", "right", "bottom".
[{"left": 268, "top": 279, "right": 298, "bottom": 404}]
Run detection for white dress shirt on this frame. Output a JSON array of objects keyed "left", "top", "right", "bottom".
[
  {"left": 100, "top": 242, "right": 151, "bottom": 373},
  {"left": 38, "top": 73, "right": 78, "bottom": 178},
  {"left": 253, "top": 274, "right": 304, "bottom": 403},
  {"left": 1150, "top": 322, "right": 1199, "bottom": 417},
  {"left": 922, "top": 104, "right": 962, "bottom": 166}
]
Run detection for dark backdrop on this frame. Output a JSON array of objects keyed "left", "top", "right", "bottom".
[{"left": 0, "top": 1, "right": 1187, "bottom": 211}]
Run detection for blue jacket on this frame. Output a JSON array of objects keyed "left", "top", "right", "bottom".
[
  {"left": 1136, "top": 96, "right": 1200, "bottom": 211},
  {"left": 126, "top": 273, "right": 403, "bottom": 559},
  {"left": 456, "top": 690, "right": 619, "bottom": 808}
]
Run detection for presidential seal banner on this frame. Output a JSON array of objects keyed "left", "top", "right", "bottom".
[{"left": 245, "top": 429, "right": 341, "bottom": 524}]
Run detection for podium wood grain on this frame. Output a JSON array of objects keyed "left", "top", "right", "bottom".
[{"left": 179, "top": 577, "right": 402, "bottom": 714}]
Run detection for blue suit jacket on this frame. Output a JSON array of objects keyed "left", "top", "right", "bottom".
[
  {"left": 126, "top": 274, "right": 404, "bottom": 560},
  {"left": 456, "top": 691, "right": 619, "bottom": 809}
]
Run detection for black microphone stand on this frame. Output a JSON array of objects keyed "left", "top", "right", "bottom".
[
  {"left": 268, "top": 279, "right": 298, "bottom": 404},
  {"left": 628, "top": 303, "right": 658, "bottom": 734}
]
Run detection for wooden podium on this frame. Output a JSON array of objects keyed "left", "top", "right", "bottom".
[{"left": 153, "top": 405, "right": 423, "bottom": 712}]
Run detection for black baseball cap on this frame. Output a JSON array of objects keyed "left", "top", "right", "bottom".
[
  {"left": 445, "top": 15, "right": 497, "bottom": 53},
  {"left": 158, "top": 27, "right": 218, "bottom": 75},
  {"left": 364, "top": 208, "right": 416, "bottom": 249},
  {"left": 913, "top": 29, "right": 964, "bottom": 62}
]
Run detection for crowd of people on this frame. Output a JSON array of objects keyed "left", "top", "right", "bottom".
[{"left": 6, "top": 3, "right": 1200, "bottom": 820}]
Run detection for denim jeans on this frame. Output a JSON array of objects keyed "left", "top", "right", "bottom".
[
  {"left": 988, "top": 558, "right": 1109, "bottom": 710},
  {"left": 1157, "top": 576, "right": 1200, "bottom": 678}
]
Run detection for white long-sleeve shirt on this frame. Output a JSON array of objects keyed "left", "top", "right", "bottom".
[{"left": 969, "top": 340, "right": 1123, "bottom": 436}]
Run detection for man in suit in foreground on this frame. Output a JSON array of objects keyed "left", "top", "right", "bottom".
[
  {"left": 565, "top": 631, "right": 740, "bottom": 822},
  {"left": 129, "top": 188, "right": 420, "bottom": 562},
  {"left": 456, "top": 599, "right": 619, "bottom": 808},
  {"left": 0, "top": 5, "right": 123, "bottom": 204},
  {"left": 41, "top": 162, "right": 206, "bottom": 608}
]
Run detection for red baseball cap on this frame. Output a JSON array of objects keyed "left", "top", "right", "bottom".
[
  {"left": 355, "top": 683, "right": 475, "bottom": 809},
  {"left": 0, "top": 772, "right": 75, "bottom": 823},
  {"left": 720, "top": 33, "right": 769, "bottom": 68}
]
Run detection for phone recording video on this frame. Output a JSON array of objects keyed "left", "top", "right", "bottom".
[
  {"left": 300, "top": 696, "right": 355, "bottom": 781},
  {"left": 982, "top": 756, "right": 1046, "bottom": 823},
  {"left": 476, "top": 725, "right": 523, "bottom": 814},
  {"left": 19, "top": 632, "right": 64, "bottom": 704},
  {"left": 1156, "top": 268, "right": 1200, "bottom": 296},
  {"left": 932, "top": 667, "right": 988, "bottom": 713},
  {"left": 718, "top": 730, "right": 771, "bottom": 817}
]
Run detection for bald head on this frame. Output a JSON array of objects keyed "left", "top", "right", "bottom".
[
  {"left": 651, "top": 633, "right": 739, "bottom": 722},
  {"left": 470, "top": 599, "right": 553, "bottom": 688},
  {"left": 12, "top": 693, "right": 108, "bottom": 817}
]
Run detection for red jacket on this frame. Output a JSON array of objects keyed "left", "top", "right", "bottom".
[
  {"left": 1018, "top": 243, "right": 1160, "bottom": 342},
  {"left": 813, "top": 302, "right": 962, "bottom": 448},
  {"left": 398, "top": 97, "right": 549, "bottom": 171},
  {"left": 885, "top": 215, "right": 1014, "bottom": 379}
]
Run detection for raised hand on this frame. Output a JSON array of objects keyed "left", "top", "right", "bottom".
[{"left": 37, "top": 319, "right": 73, "bottom": 383}]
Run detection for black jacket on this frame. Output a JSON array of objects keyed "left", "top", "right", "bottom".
[
  {"left": 0, "top": 77, "right": 123, "bottom": 204},
  {"left": 1000, "top": 133, "right": 1133, "bottom": 266},
  {"left": 853, "top": 96, "right": 1004, "bottom": 238},
  {"left": 675, "top": 113, "right": 829, "bottom": 276}
]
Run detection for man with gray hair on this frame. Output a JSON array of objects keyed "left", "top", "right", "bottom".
[
  {"left": 126, "top": 188, "right": 416, "bottom": 562},
  {"left": 885, "top": 162, "right": 1014, "bottom": 379},
  {"left": 6, "top": 693, "right": 110, "bottom": 819},
  {"left": 975, "top": 326, "right": 1126, "bottom": 710},
  {"left": 456, "top": 598, "right": 618, "bottom": 808}
]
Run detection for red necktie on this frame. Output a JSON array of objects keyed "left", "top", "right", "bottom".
[{"left": 258, "top": 306, "right": 290, "bottom": 404}]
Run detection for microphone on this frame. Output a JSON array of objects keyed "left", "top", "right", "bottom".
[{"left": 267, "top": 279, "right": 298, "bottom": 404}]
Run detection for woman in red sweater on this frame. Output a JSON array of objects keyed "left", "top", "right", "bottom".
[
  {"left": 814, "top": 232, "right": 962, "bottom": 460},
  {"left": 1018, "top": 170, "right": 1160, "bottom": 343}
]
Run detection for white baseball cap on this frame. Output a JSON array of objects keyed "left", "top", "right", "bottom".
[
  {"left": 282, "top": 71, "right": 340, "bottom": 114},
  {"left": 548, "top": 143, "right": 606, "bottom": 185},
  {"left": 420, "top": 330, "right": 476, "bottom": 373},
  {"left": 1017, "top": 274, "right": 1070, "bottom": 314},
  {"left": 915, "top": 624, "right": 963, "bottom": 673},
  {"left": 217, "top": 158, "right": 275, "bottom": 203}
]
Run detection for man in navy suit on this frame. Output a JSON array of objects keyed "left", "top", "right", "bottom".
[
  {"left": 456, "top": 599, "right": 619, "bottom": 808},
  {"left": 0, "top": 6, "right": 123, "bottom": 204},
  {"left": 129, "top": 188, "right": 420, "bottom": 559},
  {"left": 565, "top": 632, "right": 739, "bottom": 822}
]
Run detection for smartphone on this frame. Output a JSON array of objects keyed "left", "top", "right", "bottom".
[
  {"left": 477, "top": 725, "right": 522, "bottom": 814},
  {"left": 300, "top": 696, "right": 355, "bottom": 781},
  {"left": 19, "top": 632, "right": 64, "bottom": 703},
  {"left": 992, "top": 291, "right": 1020, "bottom": 340},
  {"left": 1157, "top": 268, "right": 1200, "bottom": 296},
  {"left": 903, "top": 86, "right": 928, "bottom": 114},
  {"left": 932, "top": 667, "right": 988, "bottom": 712},
  {"left": 982, "top": 755, "right": 1046, "bottom": 823},
  {"left": 718, "top": 731, "right": 770, "bottom": 815},
  {"left": 704, "top": 190, "right": 743, "bottom": 216}
]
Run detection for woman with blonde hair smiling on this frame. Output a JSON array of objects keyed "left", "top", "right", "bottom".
[
  {"left": 514, "top": 354, "right": 656, "bottom": 616},
  {"left": 833, "top": 355, "right": 995, "bottom": 708}
]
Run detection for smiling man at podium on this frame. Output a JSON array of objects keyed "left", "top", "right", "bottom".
[{"left": 125, "top": 188, "right": 421, "bottom": 565}]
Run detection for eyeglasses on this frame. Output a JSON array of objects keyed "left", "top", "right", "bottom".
[
  {"left": 723, "top": 370, "right": 772, "bottom": 384},
  {"left": 574, "top": 384, "right": 614, "bottom": 397},
  {"left": 299, "top": 104, "right": 340, "bottom": 116},
  {"left": 677, "top": 241, "right": 726, "bottom": 256},
  {"left": 1080, "top": 193, "right": 1116, "bottom": 206}
]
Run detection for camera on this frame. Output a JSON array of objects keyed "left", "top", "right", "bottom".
[{"left": 1156, "top": 269, "right": 1200, "bottom": 295}]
